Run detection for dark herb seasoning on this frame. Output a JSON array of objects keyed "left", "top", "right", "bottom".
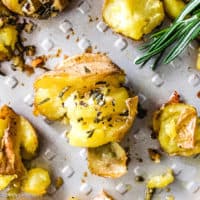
[
  {"left": 107, "top": 117, "right": 112, "bottom": 122},
  {"left": 84, "top": 66, "right": 91, "bottom": 73},
  {"left": 112, "top": 100, "right": 116, "bottom": 106},
  {"left": 119, "top": 110, "right": 129, "bottom": 116},
  {"left": 37, "top": 97, "right": 50, "bottom": 105},
  {"left": 58, "top": 86, "right": 70, "bottom": 98},
  {"left": 77, "top": 117, "right": 83, "bottom": 122},
  {"left": 80, "top": 101, "right": 88, "bottom": 107},
  {"left": 86, "top": 129, "right": 95, "bottom": 138},
  {"left": 135, "top": 176, "right": 145, "bottom": 182},
  {"left": 95, "top": 81, "right": 107, "bottom": 85}
]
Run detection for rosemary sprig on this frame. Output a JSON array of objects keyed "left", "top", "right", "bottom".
[{"left": 135, "top": 0, "right": 200, "bottom": 69}]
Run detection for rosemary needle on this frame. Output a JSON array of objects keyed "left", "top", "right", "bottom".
[{"left": 135, "top": 0, "right": 200, "bottom": 69}]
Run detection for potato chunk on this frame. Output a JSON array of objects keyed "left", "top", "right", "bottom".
[
  {"left": 88, "top": 142, "right": 127, "bottom": 178},
  {"left": 21, "top": 168, "right": 51, "bottom": 195},
  {"left": 0, "top": 25, "right": 18, "bottom": 61},
  {"left": 163, "top": 0, "right": 186, "bottom": 19},
  {"left": 0, "top": 105, "right": 47, "bottom": 194},
  {"left": 153, "top": 92, "right": 200, "bottom": 156},
  {"left": 103, "top": 0, "right": 165, "bottom": 40},
  {"left": 2, "top": 0, "right": 69, "bottom": 18},
  {"left": 34, "top": 53, "right": 138, "bottom": 148}
]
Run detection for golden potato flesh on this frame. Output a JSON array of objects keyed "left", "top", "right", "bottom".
[
  {"left": 34, "top": 53, "right": 138, "bottom": 148},
  {"left": 0, "top": 105, "right": 39, "bottom": 191},
  {"left": 197, "top": 48, "right": 200, "bottom": 70},
  {"left": 0, "top": 25, "right": 18, "bottom": 61},
  {"left": 2, "top": 0, "right": 68, "bottom": 18},
  {"left": 153, "top": 93, "right": 200, "bottom": 156},
  {"left": 21, "top": 168, "right": 51, "bottom": 195},
  {"left": 163, "top": 0, "right": 186, "bottom": 19},
  {"left": 88, "top": 142, "right": 127, "bottom": 178},
  {"left": 103, "top": 0, "right": 165, "bottom": 40},
  {"left": 147, "top": 169, "right": 174, "bottom": 189}
]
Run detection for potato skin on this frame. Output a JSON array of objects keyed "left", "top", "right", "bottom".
[
  {"left": 88, "top": 142, "right": 127, "bottom": 178},
  {"left": 102, "top": 0, "right": 165, "bottom": 40}
]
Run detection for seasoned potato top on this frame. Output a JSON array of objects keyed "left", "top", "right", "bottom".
[{"left": 34, "top": 53, "right": 138, "bottom": 148}]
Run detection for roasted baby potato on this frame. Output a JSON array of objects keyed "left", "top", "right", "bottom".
[
  {"left": 21, "top": 168, "right": 51, "bottom": 196},
  {"left": 88, "top": 142, "right": 127, "bottom": 178},
  {"left": 34, "top": 53, "right": 138, "bottom": 148},
  {"left": 102, "top": 0, "right": 165, "bottom": 40},
  {"left": 153, "top": 92, "right": 200, "bottom": 156},
  {"left": 0, "top": 105, "right": 50, "bottom": 195},
  {"left": 2, "top": 0, "right": 69, "bottom": 18},
  {"left": 163, "top": 0, "right": 186, "bottom": 19}
]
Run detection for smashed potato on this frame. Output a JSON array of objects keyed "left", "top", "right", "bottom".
[
  {"left": 0, "top": 105, "right": 50, "bottom": 195},
  {"left": 147, "top": 169, "right": 174, "bottom": 189},
  {"left": 34, "top": 53, "right": 138, "bottom": 178},
  {"left": 163, "top": 0, "right": 186, "bottom": 19},
  {"left": 21, "top": 168, "right": 51, "bottom": 196},
  {"left": 2, "top": 0, "right": 69, "bottom": 18},
  {"left": 88, "top": 142, "right": 127, "bottom": 178},
  {"left": 102, "top": 0, "right": 165, "bottom": 40},
  {"left": 153, "top": 91, "right": 200, "bottom": 156},
  {"left": 34, "top": 53, "right": 138, "bottom": 148}
]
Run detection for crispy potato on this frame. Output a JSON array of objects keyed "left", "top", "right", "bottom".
[
  {"left": 147, "top": 169, "right": 174, "bottom": 189},
  {"left": 163, "top": 0, "right": 186, "bottom": 19},
  {"left": 0, "top": 105, "right": 39, "bottom": 191},
  {"left": 153, "top": 92, "right": 200, "bottom": 156},
  {"left": 21, "top": 168, "right": 51, "bottom": 195},
  {"left": 102, "top": 0, "right": 165, "bottom": 40},
  {"left": 88, "top": 142, "right": 127, "bottom": 178},
  {"left": 34, "top": 53, "right": 138, "bottom": 148},
  {"left": 2, "top": 0, "right": 68, "bottom": 18}
]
